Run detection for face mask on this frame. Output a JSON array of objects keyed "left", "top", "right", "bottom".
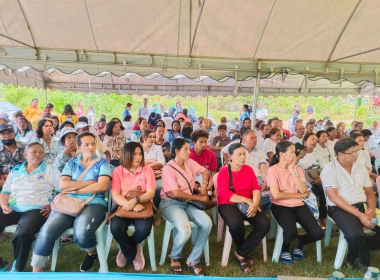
[
  {"left": 1, "top": 138, "right": 15, "bottom": 146},
  {"left": 180, "top": 122, "right": 184, "bottom": 128},
  {"left": 317, "top": 125, "right": 324, "bottom": 130}
]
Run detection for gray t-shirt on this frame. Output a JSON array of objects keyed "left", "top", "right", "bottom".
[{"left": 138, "top": 106, "right": 152, "bottom": 120}]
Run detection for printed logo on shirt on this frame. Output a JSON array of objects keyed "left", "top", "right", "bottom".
[{"left": 37, "top": 175, "right": 45, "bottom": 181}]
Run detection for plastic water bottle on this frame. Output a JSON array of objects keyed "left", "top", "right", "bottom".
[
  {"left": 332, "top": 271, "right": 344, "bottom": 280},
  {"left": 364, "top": 267, "right": 379, "bottom": 280},
  {"left": 372, "top": 218, "right": 379, "bottom": 226}
]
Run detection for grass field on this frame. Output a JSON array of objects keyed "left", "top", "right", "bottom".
[{"left": 0, "top": 210, "right": 378, "bottom": 277}]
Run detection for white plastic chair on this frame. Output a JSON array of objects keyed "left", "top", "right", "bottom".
[
  {"left": 50, "top": 218, "right": 108, "bottom": 272},
  {"left": 4, "top": 224, "right": 39, "bottom": 250},
  {"left": 159, "top": 219, "right": 210, "bottom": 266},
  {"left": 271, "top": 216, "right": 322, "bottom": 263},
  {"left": 324, "top": 215, "right": 348, "bottom": 269},
  {"left": 375, "top": 159, "right": 380, "bottom": 175}
]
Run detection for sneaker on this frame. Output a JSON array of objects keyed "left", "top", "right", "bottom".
[
  {"left": 116, "top": 250, "right": 127, "bottom": 268},
  {"left": 80, "top": 253, "right": 97, "bottom": 272},
  {"left": 0, "top": 258, "right": 9, "bottom": 271},
  {"left": 60, "top": 234, "right": 73, "bottom": 245},
  {"left": 10, "top": 260, "right": 17, "bottom": 272},
  {"left": 280, "top": 252, "right": 293, "bottom": 265},
  {"left": 293, "top": 248, "right": 304, "bottom": 260},
  {"left": 133, "top": 243, "right": 145, "bottom": 271}
]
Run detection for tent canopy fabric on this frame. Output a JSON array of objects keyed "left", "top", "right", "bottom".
[{"left": 1, "top": 0, "right": 380, "bottom": 95}]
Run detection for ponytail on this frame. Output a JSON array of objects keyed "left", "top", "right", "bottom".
[
  {"left": 269, "top": 140, "right": 294, "bottom": 167},
  {"left": 266, "top": 127, "right": 281, "bottom": 139}
]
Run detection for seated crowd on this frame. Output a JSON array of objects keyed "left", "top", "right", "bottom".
[{"left": 0, "top": 98, "right": 380, "bottom": 274}]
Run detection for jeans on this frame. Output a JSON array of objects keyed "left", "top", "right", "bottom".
[
  {"left": 153, "top": 179, "right": 162, "bottom": 211},
  {"left": 111, "top": 216, "right": 154, "bottom": 262},
  {"left": 218, "top": 204, "right": 270, "bottom": 257},
  {"left": 271, "top": 204, "right": 324, "bottom": 252},
  {"left": 311, "top": 183, "right": 327, "bottom": 219},
  {"left": 31, "top": 204, "right": 107, "bottom": 268},
  {"left": 160, "top": 199, "right": 212, "bottom": 264},
  {"left": 0, "top": 209, "right": 47, "bottom": 271},
  {"left": 328, "top": 202, "right": 380, "bottom": 266}
]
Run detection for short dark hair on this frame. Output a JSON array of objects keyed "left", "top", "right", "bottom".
[
  {"left": 106, "top": 120, "right": 119, "bottom": 136},
  {"left": 326, "top": 126, "right": 336, "bottom": 133},
  {"left": 302, "top": 132, "right": 316, "bottom": 145},
  {"left": 154, "top": 125, "right": 165, "bottom": 132},
  {"left": 78, "top": 116, "right": 89, "bottom": 123},
  {"left": 266, "top": 127, "right": 281, "bottom": 139},
  {"left": 191, "top": 129, "right": 209, "bottom": 143},
  {"left": 361, "top": 129, "right": 372, "bottom": 137},
  {"left": 120, "top": 142, "right": 144, "bottom": 169},
  {"left": 76, "top": 132, "right": 95, "bottom": 147},
  {"left": 123, "top": 115, "right": 132, "bottom": 122},
  {"left": 350, "top": 133, "right": 363, "bottom": 141},
  {"left": 316, "top": 130, "right": 328, "bottom": 138},
  {"left": 228, "top": 143, "right": 244, "bottom": 155},
  {"left": 243, "top": 117, "right": 251, "bottom": 124},
  {"left": 171, "top": 138, "right": 189, "bottom": 159},
  {"left": 25, "top": 142, "right": 44, "bottom": 153},
  {"left": 334, "top": 138, "right": 358, "bottom": 155},
  {"left": 141, "top": 129, "right": 155, "bottom": 143},
  {"left": 126, "top": 102, "right": 132, "bottom": 107},
  {"left": 150, "top": 112, "right": 157, "bottom": 118},
  {"left": 35, "top": 119, "right": 53, "bottom": 138},
  {"left": 306, "top": 121, "right": 314, "bottom": 127},
  {"left": 325, "top": 120, "right": 334, "bottom": 127},
  {"left": 59, "top": 120, "right": 75, "bottom": 131},
  {"left": 17, "top": 117, "right": 31, "bottom": 133},
  {"left": 255, "top": 120, "right": 264, "bottom": 129},
  {"left": 138, "top": 117, "right": 145, "bottom": 125},
  {"left": 354, "top": 122, "right": 363, "bottom": 128},
  {"left": 218, "top": 124, "right": 227, "bottom": 131},
  {"left": 155, "top": 119, "right": 165, "bottom": 128},
  {"left": 260, "top": 123, "right": 270, "bottom": 131},
  {"left": 270, "top": 140, "right": 294, "bottom": 166},
  {"left": 349, "top": 129, "right": 359, "bottom": 138},
  {"left": 182, "top": 126, "right": 193, "bottom": 139},
  {"left": 171, "top": 120, "right": 181, "bottom": 132}
]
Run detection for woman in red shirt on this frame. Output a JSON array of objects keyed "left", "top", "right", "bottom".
[
  {"left": 217, "top": 143, "right": 270, "bottom": 273},
  {"left": 268, "top": 141, "right": 323, "bottom": 265},
  {"left": 110, "top": 142, "right": 156, "bottom": 271}
]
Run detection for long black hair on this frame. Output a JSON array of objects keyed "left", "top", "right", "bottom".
[
  {"left": 243, "top": 104, "right": 252, "bottom": 116},
  {"left": 171, "top": 138, "right": 188, "bottom": 159},
  {"left": 63, "top": 104, "right": 75, "bottom": 116},
  {"left": 35, "top": 119, "right": 54, "bottom": 138},
  {"left": 269, "top": 140, "right": 294, "bottom": 166},
  {"left": 171, "top": 120, "right": 181, "bottom": 133}
]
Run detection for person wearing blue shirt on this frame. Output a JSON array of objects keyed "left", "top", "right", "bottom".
[
  {"left": 0, "top": 142, "right": 60, "bottom": 272},
  {"left": 188, "top": 106, "right": 198, "bottom": 125},
  {"left": 152, "top": 103, "right": 161, "bottom": 114},
  {"left": 235, "top": 104, "right": 251, "bottom": 127},
  {"left": 31, "top": 132, "right": 111, "bottom": 273},
  {"left": 121, "top": 103, "right": 132, "bottom": 120},
  {"left": 165, "top": 120, "right": 183, "bottom": 145}
]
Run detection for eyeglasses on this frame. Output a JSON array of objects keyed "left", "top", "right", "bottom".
[{"left": 343, "top": 150, "right": 360, "bottom": 156}]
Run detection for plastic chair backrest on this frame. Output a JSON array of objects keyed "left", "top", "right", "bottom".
[
  {"left": 213, "top": 173, "right": 219, "bottom": 197},
  {"left": 375, "top": 159, "right": 380, "bottom": 175}
]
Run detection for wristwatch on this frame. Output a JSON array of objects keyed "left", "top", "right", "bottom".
[{"left": 134, "top": 196, "right": 140, "bottom": 204}]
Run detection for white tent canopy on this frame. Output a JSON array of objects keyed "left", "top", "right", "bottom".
[{"left": 1, "top": 0, "right": 380, "bottom": 95}]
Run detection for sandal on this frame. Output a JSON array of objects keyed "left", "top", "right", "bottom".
[
  {"left": 233, "top": 252, "right": 251, "bottom": 273},
  {"left": 170, "top": 258, "right": 182, "bottom": 274},
  {"left": 187, "top": 263, "right": 206, "bottom": 276},
  {"left": 246, "top": 254, "right": 254, "bottom": 266}
]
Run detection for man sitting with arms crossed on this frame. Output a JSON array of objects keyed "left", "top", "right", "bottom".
[{"left": 321, "top": 138, "right": 380, "bottom": 271}]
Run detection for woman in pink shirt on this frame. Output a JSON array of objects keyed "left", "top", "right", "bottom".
[
  {"left": 217, "top": 143, "right": 270, "bottom": 273},
  {"left": 110, "top": 142, "right": 156, "bottom": 271},
  {"left": 268, "top": 141, "right": 323, "bottom": 265},
  {"left": 160, "top": 138, "right": 211, "bottom": 276}
]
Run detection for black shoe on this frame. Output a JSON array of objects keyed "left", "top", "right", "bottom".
[
  {"left": 80, "top": 253, "right": 97, "bottom": 272},
  {"left": 0, "top": 258, "right": 9, "bottom": 271},
  {"left": 346, "top": 253, "right": 358, "bottom": 268},
  {"left": 358, "top": 262, "right": 369, "bottom": 272}
]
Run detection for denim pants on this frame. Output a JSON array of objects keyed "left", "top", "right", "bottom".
[
  {"left": 31, "top": 204, "right": 107, "bottom": 268},
  {"left": 160, "top": 199, "right": 212, "bottom": 264},
  {"left": 110, "top": 216, "right": 154, "bottom": 262},
  {"left": 0, "top": 209, "right": 47, "bottom": 271}
]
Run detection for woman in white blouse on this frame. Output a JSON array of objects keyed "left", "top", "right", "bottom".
[
  {"left": 315, "top": 130, "right": 333, "bottom": 163},
  {"left": 351, "top": 133, "right": 377, "bottom": 184},
  {"left": 262, "top": 127, "right": 281, "bottom": 162}
]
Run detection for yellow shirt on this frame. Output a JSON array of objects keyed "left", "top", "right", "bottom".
[
  {"left": 23, "top": 106, "right": 42, "bottom": 129},
  {"left": 59, "top": 114, "right": 79, "bottom": 125}
]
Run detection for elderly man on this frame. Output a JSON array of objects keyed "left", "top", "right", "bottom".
[
  {"left": 289, "top": 123, "right": 305, "bottom": 145},
  {"left": 137, "top": 98, "right": 152, "bottom": 120},
  {"left": 0, "top": 124, "right": 25, "bottom": 188},
  {"left": 256, "top": 101, "right": 267, "bottom": 121},
  {"left": 321, "top": 138, "right": 380, "bottom": 271}
]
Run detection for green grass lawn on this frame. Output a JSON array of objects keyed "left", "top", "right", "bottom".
[{"left": 0, "top": 210, "right": 378, "bottom": 277}]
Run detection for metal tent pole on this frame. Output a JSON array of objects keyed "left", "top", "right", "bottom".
[
  {"left": 251, "top": 61, "right": 261, "bottom": 129},
  {"left": 354, "top": 93, "right": 359, "bottom": 121},
  {"left": 206, "top": 90, "right": 209, "bottom": 117}
]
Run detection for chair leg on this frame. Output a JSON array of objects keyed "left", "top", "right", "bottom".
[
  {"left": 191, "top": 227, "right": 198, "bottom": 245},
  {"left": 147, "top": 226, "right": 157, "bottom": 271},
  {"left": 271, "top": 223, "right": 283, "bottom": 263},
  {"left": 105, "top": 225, "right": 113, "bottom": 260},
  {"left": 269, "top": 216, "right": 277, "bottom": 239},
  {"left": 316, "top": 240, "right": 322, "bottom": 263},
  {"left": 324, "top": 217, "right": 333, "bottom": 247},
  {"left": 159, "top": 221, "right": 173, "bottom": 265},
  {"left": 212, "top": 207, "right": 217, "bottom": 226},
  {"left": 221, "top": 226, "right": 233, "bottom": 267},
  {"left": 204, "top": 238, "right": 210, "bottom": 266},
  {"left": 50, "top": 238, "right": 60, "bottom": 272},
  {"left": 96, "top": 227, "right": 109, "bottom": 273},
  {"left": 334, "top": 230, "right": 348, "bottom": 269},
  {"left": 262, "top": 236, "right": 268, "bottom": 262},
  {"left": 217, "top": 215, "right": 224, "bottom": 242}
]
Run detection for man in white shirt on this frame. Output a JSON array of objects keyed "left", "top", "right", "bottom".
[
  {"left": 256, "top": 101, "right": 267, "bottom": 121},
  {"left": 289, "top": 123, "right": 305, "bottom": 145},
  {"left": 137, "top": 97, "right": 152, "bottom": 120},
  {"left": 305, "top": 121, "right": 315, "bottom": 134},
  {"left": 320, "top": 138, "right": 380, "bottom": 271}
]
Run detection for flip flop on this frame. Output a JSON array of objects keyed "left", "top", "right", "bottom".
[{"left": 187, "top": 263, "right": 205, "bottom": 276}]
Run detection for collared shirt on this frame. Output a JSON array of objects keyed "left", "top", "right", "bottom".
[
  {"left": 0, "top": 141, "right": 26, "bottom": 175},
  {"left": 103, "top": 133, "right": 125, "bottom": 160},
  {"left": 297, "top": 149, "right": 327, "bottom": 169},
  {"left": 122, "top": 108, "right": 131, "bottom": 120},
  {"left": 160, "top": 159, "right": 206, "bottom": 200},
  {"left": 31, "top": 137, "right": 61, "bottom": 165},
  {"left": 207, "top": 128, "right": 218, "bottom": 145},
  {"left": 315, "top": 144, "right": 333, "bottom": 163},
  {"left": 61, "top": 154, "right": 112, "bottom": 207},
  {"left": 289, "top": 136, "right": 303, "bottom": 145},
  {"left": 144, "top": 144, "right": 166, "bottom": 166},
  {"left": 245, "top": 147, "right": 267, "bottom": 179},
  {"left": 263, "top": 138, "right": 277, "bottom": 159},
  {"left": 210, "top": 136, "right": 231, "bottom": 158},
  {"left": 138, "top": 106, "right": 152, "bottom": 120},
  {"left": 356, "top": 149, "right": 372, "bottom": 170},
  {"left": 15, "top": 130, "right": 35, "bottom": 144},
  {"left": 1, "top": 162, "right": 60, "bottom": 212},
  {"left": 327, "top": 139, "right": 338, "bottom": 150},
  {"left": 256, "top": 108, "right": 267, "bottom": 120},
  {"left": 165, "top": 131, "right": 183, "bottom": 145},
  {"left": 256, "top": 135, "right": 265, "bottom": 150},
  {"left": 111, "top": 165, "right": 156, "bottom": 196},
  {"left": 54, "top": 151, "right": 76, "bottom": 172},
  {"left": 320, "top": 158, "right": 371, "bottom": 207}
]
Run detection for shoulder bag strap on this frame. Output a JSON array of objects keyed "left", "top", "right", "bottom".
[
  {"left": 3, "top": 148, "right": 17, "bottom": 165},
  {"left": 77, "top": 157, "right": 102, "bottom": 182},
  {"left": 227, "top": 164, "right": 234, "bottom": 192},
  {"left": 168, "top": 164, "right": 194, "bottom": 195}
]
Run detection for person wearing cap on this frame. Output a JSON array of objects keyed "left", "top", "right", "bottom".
[
  {"left": 30, "top": 119, "right": 60, "bottom": 165},
  {"left": 217, "top": 143, "right": 270, "bottom": 273},
  {"left": 75, "top": 122, "right": 111, "bottom": 162},
  {"left": 0, "top": 142, "right": 60, "bottom": 272},
  {"left": 0, "top": 124, "right": 26, "bottom": 188},
  {"left": 54, "top": 127, "right": 78, "bottom": 172},
  {"left": 15, "top": 117, "right": 35, "bottom": 144},
  {"left": 23, "top": 98, "right": 42, "bottom": 129},
  {"left": 138, "top": 98, "right": 152, "bottom": 120}
]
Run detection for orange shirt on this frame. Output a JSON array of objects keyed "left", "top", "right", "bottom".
[{"left": 23, "top": 106, "right": 42, "bottom": 129}]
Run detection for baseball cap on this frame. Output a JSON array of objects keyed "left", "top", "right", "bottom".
[
  {"left": 75, "top": 122, "right": 90, "bottom": 130},
  {"left": 59, "top": 127, "right": 78, "bottom": 146},
  {"left": 0, "top": 124, "right": 14, "bottom": 133},
  {"left": 0, "top": 112, "right": 9, "bottom": 120}
]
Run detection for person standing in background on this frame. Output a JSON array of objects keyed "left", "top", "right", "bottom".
[
  {"left": 122, "top": 103, "right": 132, "bottom": 120},
  {"left": 306, "top": 103, "right": 314, "bottom": 121},
  {"left": 294, "top": 100, "right": 301, "bottom": 111},
  {"left": 75, "top": 101, "right": 85, "bottom": 116},
  {"left": 23, "top": 98, "right": 42, "bottom": 129},
  {"left": 256, "top": 101, "right": 267, "bottom": 122},
  {"left": 138, "top": 98, "right": 152, "bottom": 120}
]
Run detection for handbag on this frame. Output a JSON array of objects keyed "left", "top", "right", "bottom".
[
  {"left": 302, "top": 182, "right": 320, "bottom": 220},
  {"left": 303, "top": 165, "right": 321, "bottom": 184},
  {"left": 51, "top": 157, "right": 101, "bottom": 217},
  {"left": 166, "top": 165, "right": 206, "bottom": 211},
  {"left": 228, "top": 164, "right": 250, "bottom": 216},
  {"left": 107, "top": 190, "right": 157, "bottom": 222}
]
